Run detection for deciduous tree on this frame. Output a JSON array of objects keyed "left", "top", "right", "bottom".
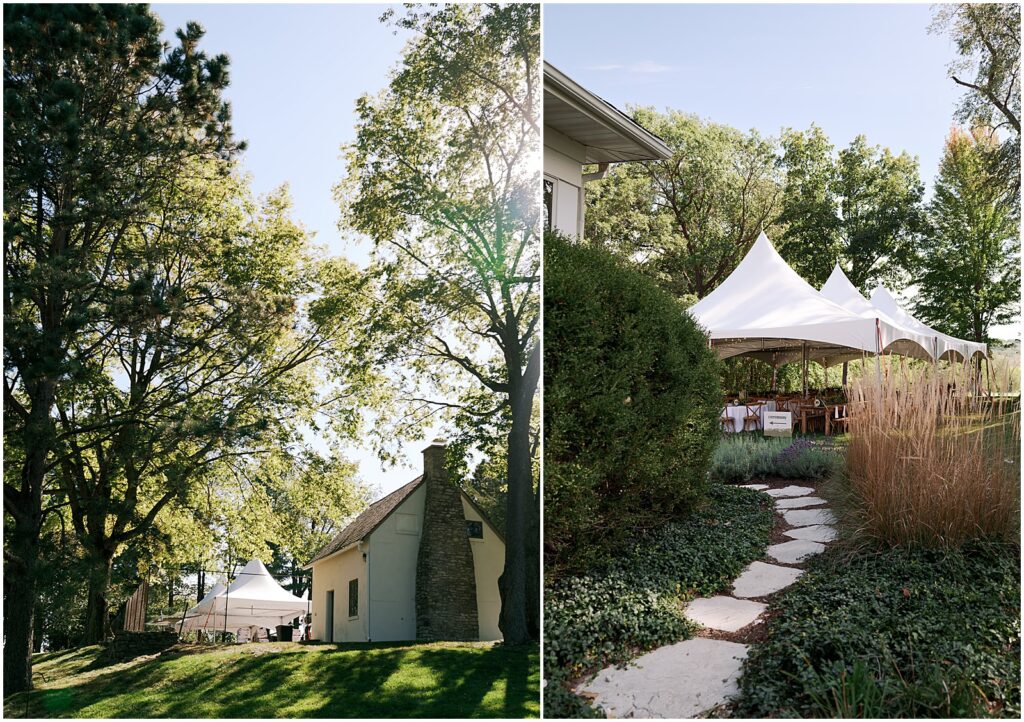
[
  {"left": 335, "top": 4, "right": 540, "bottom": 643},
  {"left": 914, "top": 127, "right": 1020, "bottom": 343},
  {"left": 931, "top": 3, "right": 1020, "bottom": 201},
  {"left": 48, "top": 171, "right": 346, "bottom": 642},
  {"left": 777, "top": 131, "right": 925, "bottom": 291},
  {"left": 586, "top": 109, "right": 782, "bottom": 299}
]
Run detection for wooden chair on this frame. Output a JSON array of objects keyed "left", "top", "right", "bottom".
[
  {"left": 743, "top": 403, "right": 763, "bottom": 432},
  {"left": 720, "top": 407, "right": 736, "bottom": 433},
  {"left": 826, "top": 404, "right": 849, "bottom": 436}
]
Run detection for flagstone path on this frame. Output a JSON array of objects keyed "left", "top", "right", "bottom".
[{"left": 577, "top": 479, "right": 838, "bottom": 718}]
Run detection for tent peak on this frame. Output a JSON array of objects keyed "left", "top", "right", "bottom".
[{"left": 237, "top": 558, "right": 270, "bottom": 577}]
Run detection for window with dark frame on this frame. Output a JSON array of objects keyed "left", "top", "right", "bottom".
[
  {"left": 466, "top": 520, "right": 484, "bottom": 539},
  {"left": 348, "top": 578, "right": 358, "bottom": 618},
  {"left": 543, "top": 179, "right": 553, "bottom": 232}
]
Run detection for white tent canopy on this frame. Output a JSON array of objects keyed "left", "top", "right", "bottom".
[
  {"left": 819, "top": 265, "right": 935, "bottom": 361},
  {"left": 869, "top": 286, "right": 986, "bottom": 361},
  {"left": 688, "top": 232, "right": 908, "bottom": 365},
  {"left": 171, "top": 559, "right": 309, "bottom": 634}
]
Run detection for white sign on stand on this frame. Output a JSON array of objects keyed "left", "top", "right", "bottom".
[{"left": 763, "top": 411, "right": 793, "bottom": 437}]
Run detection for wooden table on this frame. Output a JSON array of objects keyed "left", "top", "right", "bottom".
[{"left": 796, "top": 405, "right": 827, "bottom": 434}]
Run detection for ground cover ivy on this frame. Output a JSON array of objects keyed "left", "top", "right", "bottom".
[
  {"left": 735, "top": 542, "right": 1021, "bottom": 718},
  {"left": 544, "top": 484, "right": 774, "bottom": 717}
]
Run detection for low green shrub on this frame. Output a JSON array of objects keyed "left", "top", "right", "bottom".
[
  {"left": 544, "top": 233, "right": 722, "bottom": 573},
  {"left": 710, "top": 436, "right": 843, "bottom": 483},
  {"left": 544, "top": 484, "right": 774, "bottom": 718},
  {"left": 735, "top": 543, "right": 1021, "bottom": 718}
]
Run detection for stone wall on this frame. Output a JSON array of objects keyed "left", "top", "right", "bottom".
[
  {"left": 415, "top": 440, "right": 479, "bottom": 641},
  {"left": 101, "top": 630, "right": 178, "bottom": 663}
]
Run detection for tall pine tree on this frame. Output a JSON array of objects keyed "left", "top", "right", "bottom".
[{"left": 3, "top": 5, "right": 237, "bottom": 691}]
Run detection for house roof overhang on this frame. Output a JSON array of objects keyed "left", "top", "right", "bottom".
[{"left": 543, "top": 61, "right": 671, "bottom": 164}]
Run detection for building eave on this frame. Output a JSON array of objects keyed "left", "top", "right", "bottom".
[{"left": 544, "top": 61, "right": 671, "bottom": 164}]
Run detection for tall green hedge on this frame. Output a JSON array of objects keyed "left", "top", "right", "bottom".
[{"left": 544, "top": 233, "right": 722, "bottom": 573}]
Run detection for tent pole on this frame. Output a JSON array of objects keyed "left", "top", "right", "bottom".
[
  {"left": 874, "top": 319, "right": 882, "bottom": 385},
  {"left": 223, "top": 555, "right": 230, "bottom": 643},
  {"left": 802, "top": 342, "right": 808, "bottom": 398}
]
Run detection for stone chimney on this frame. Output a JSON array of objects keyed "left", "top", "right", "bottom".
[{"left": 415, "top": 438, "right": 479, "bottom": 641}]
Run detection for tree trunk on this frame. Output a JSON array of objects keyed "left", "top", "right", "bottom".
[
  {"left": 498, "top": 392, "right": 534, "bottom": 645},
  {"left": 83, "top": 553, "right": 114, "bottom": 644},
  {"left": 842, "top": 361, "right": 849, "bottom": 386},
  {"left": 197, "top": 568, "right": 206, "bottom": 603},
  {"left": 4, "top": 376, "right": 58, "bottom": 693},
  {"left": 4, "top": 537, "right": 39, "bottom": 694},
  {"left": 526, "top": 488, "right": 540, "bottom": 639}
]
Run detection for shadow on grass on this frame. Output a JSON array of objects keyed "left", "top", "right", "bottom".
[{"left": 8, "top": 642, "right": 540, "bottom": 718}]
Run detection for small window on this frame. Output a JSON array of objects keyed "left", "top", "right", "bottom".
[
  {"left": 543, "top": 179, "right": 553, "bottom": 232},
  {"left": 466, "top": 520, "right": 484, "bottom": 539},
  {"left": 348, "top": 578, "right": 358, "bottom": 618}
]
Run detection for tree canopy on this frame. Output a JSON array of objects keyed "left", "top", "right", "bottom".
[
  {"left": 585, "top": 108, "right": 782, "bottom": 299},
  {"left": 914, "top": 127, "right": 1020, "bottom": 343},
  {"left": 3, "top": 5, "right": 375, "bottom": 683},
  {"left": 932, "top": 3, "right": 1021, "bottom": 202},
  {"left": 778, "top": 130, "right": 925, "bottom": 291},
  {"left": 4, "top": 4, "right": 239, "bottom": 691},
  {"left": 585, "top": 112, "right": 924, "bottom": 299}
]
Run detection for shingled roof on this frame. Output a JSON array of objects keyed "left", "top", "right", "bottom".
[{"left": 306, "top": 476, "right": 424, "bottom": 566}]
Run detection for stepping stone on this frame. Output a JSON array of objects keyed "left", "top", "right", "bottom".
[
  {"left": 685, "top": 596, "right": 766, "bottom": 632},
  {"left": 783, "top": 508, "right": 836, "bottom": 527},
  {"left": 739, "top": 483, "right": 768, "bottom": 491},
  {"left": 784, "top": 524, "right": 838, "bottom": 543},
  {"left": 732, "top": 561, "right": 803, "bottom": 598},
  {"left": 767, "top": 539, "right": 826, "bottom": 564},
  {"left": 578, "top": 638, "right": 748, "bottom": 718},
  {"left": 765, "top": 485, "right": 815, "bottom": 498},
  {"left": 775, "top": 496, "right": 827, "bottom": 509}
]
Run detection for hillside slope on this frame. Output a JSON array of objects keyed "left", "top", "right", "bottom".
[{"left": 4, "top": 641, "right": 539, "bottom": 718}]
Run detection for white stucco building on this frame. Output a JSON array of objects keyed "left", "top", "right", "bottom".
[
  {"left": 306, "top": 441, "right": 504, "bottom": 643},
  {"left": 543, "top": 62, "right": 671, "bottom": 239}
]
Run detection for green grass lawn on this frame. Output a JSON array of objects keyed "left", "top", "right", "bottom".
[{"left": 4, "top": 640, "right": 539, "bottom": 718}]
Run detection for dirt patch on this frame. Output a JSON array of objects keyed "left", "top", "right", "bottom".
[
  {"left": 697, "top": 611, "right": 772, "bottom": 646},
  {"left": 768, "top": 509, "right": 794, "bottom": 547}
]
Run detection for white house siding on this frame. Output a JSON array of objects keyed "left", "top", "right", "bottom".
[
  {"left": 462, "top": 497, "right": 504, "bottom": 641},
  {"left": 310, "top": 483, "right": 506, "bottom": 643},
  {"left": 310, "top": 545, "right": 367, "bottom": 642},
  {"left": 544, "top": 127, "right": 586, "bottom": 238},
  {"left": 366, "top": 484, "right": 426, "bottom": 642}
]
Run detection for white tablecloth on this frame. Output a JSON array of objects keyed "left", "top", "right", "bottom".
[{"left": 720, "top": 401, "right": 776, "bottom": 433}]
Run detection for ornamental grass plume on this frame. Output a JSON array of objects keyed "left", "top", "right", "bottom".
[{"left": 845, "top": 357, "right": 1020, "bottom": 547}]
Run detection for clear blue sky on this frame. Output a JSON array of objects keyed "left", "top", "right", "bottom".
[
  {"left": 153, "top": 4, "right": 432, "bottom": 495},
  {"left": 544, "top": 2, "right": 1019, "bottom": 340}
]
